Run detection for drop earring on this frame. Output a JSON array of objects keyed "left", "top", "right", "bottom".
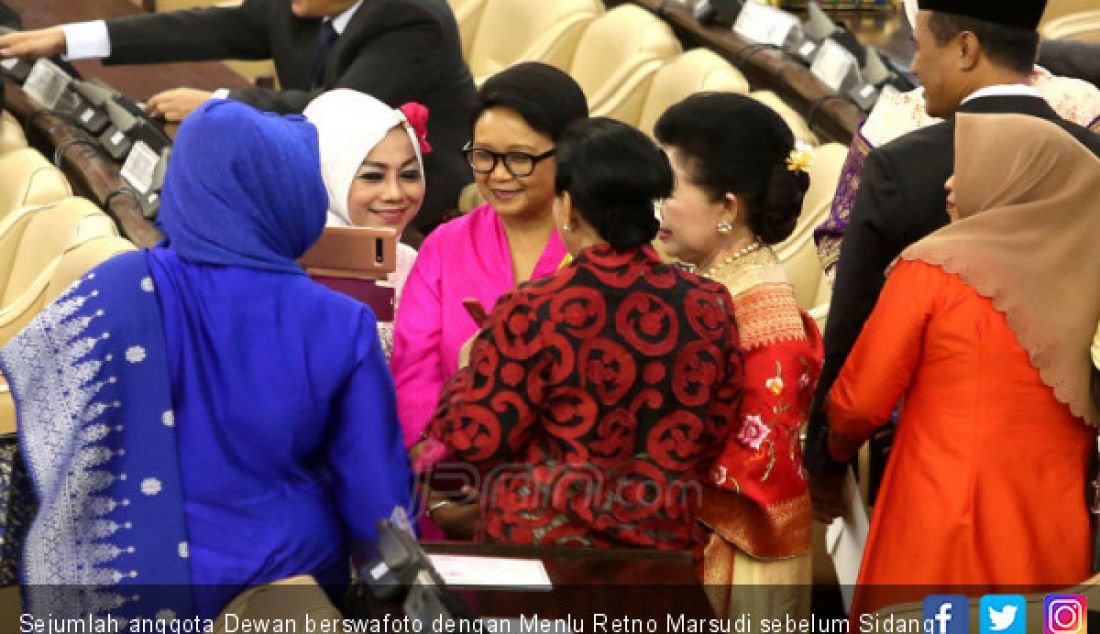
[{"left": 716, "top": 221, "right": 733, "bottom": 235}]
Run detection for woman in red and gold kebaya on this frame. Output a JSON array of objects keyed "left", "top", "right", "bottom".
[
  {"left": 427, "top": 118, "right": 744, "bottom": 559},
  {"left": 655, "top": 93, "right": 822, "bottom": 620}
]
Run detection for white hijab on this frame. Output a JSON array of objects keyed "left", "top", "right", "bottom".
[{"left": 303, "top": 89, "right": 425, "bottom": 227}]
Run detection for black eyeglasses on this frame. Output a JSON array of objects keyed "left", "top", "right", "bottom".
[{"left": 462, "top": 144, "right": 554, "bottom": 177}]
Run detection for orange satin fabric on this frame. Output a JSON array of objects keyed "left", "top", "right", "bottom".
[{"left": 828, "top": 260, "right": 1094, "bottom": 616}]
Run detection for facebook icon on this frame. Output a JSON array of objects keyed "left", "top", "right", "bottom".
[{"left": 924, "top": 595, "right": 971, "bottom": 634}]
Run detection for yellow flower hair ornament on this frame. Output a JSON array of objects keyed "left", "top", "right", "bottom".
[{"left": 785, "top": 142, "right": 813, "bottom": 175}]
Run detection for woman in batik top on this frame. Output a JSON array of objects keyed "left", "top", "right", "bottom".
[
  {"left": 655, "top": 93, "right": 822, "bottom": 620},
  {"left": 428, "top": 118, "right": 743, "bottom": 559}
]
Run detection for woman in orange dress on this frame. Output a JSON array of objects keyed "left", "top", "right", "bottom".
[{"left": 825, "top": 113, "right": 1100, "bottom": 616}]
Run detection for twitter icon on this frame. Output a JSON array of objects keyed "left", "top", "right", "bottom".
[{"left": 981, "top": 595, "right": 1027, "bottom": 634}]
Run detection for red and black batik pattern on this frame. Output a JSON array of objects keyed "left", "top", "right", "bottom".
[{"left": 430, "top": 244, "right": 744, "bottom": 558}]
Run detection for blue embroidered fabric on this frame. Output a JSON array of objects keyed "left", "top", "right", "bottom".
[{"left": 0, "top": 250, "right": 194, "bottom": 621}]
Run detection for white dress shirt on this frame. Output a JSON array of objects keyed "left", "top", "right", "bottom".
[{"left": 961, "top": 83, "right": 1042, "bottom": 104}]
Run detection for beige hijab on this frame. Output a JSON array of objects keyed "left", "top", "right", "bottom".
[{"left": 901, "top": 113, "right": 1100, "bottom": 426}]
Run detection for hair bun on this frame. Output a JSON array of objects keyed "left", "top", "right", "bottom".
[
  {"left": 750, "top": 163, "right": 809, "bottom": 245},
  {"left": 598, "top": 202, "right": 660, "bottom": 250}
]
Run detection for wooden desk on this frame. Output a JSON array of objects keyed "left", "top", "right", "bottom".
[
  {"left": 4, "top": 0, "right": 249, "bottom": 102},
  {"left": 3, "top": 0, "right": 251, "bottom": 247},
  {"left": 350, "top": 543, "right": 716, "bottom": 624},
  {"left": 4, "top": 82, "right": 163, "bottom": 247}
]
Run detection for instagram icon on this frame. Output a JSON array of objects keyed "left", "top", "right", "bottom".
[{"left": 1046, "top": 594, "right": 1087, "bottom": 634}]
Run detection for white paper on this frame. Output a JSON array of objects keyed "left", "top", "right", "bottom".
[
  {"left": 811, "top": 39, "right": 858, "bottom": 92},
  {"left": 826, "top": 468, "right": 869, "bottom": 615},
  {"left": 1, "top": 58, "right": 17, "bottom": 71},
  {"left": 733, "top": 1, "right": 800, "bottom": 48},
  {"left": 428, "top": 554, "right": 553, "bottom": 591},
  {"left": 23, "top": 59, "right": 72, "bottom": 109},
  {"left": 120, "top": 140, "right": 160, "bottom": 194}
]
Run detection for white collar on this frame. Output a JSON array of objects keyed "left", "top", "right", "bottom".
[
  {"left": 328, "top": 0, "right": 364, "bottom": 35},
  {"left": 962, "top": 83, "right": 1041, "bottom": 104}
]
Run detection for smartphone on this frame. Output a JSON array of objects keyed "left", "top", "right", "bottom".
[
  {"left": 461, "top": 298, "right": 488, "bottom": 327},
  {"left": 312, "top": 276, "right": 395, "bottom": 321},
  {"left": 299, "top": 226, "right": 398, "bottom": 279}
]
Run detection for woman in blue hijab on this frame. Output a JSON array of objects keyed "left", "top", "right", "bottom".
[{"left": 0, "top": 100, "right": 414, "bottom": 621}]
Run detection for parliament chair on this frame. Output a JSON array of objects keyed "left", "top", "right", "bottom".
[
  {"left": 0, "top": 199, "right": 132, "bottom": 437},
  {"left": 466, "top": 0, "right": 603, "bottom": 85},
  {"left": 0, "top": 148, "right": 72, "bottom": 226},
  {"left": 750, "top": 91, "right": 820, "bottom": 146},
  {"left": 569, "top": 4, "right": 682, "bottom": 125},
  {"left": 0, "top": 112, "right": 27, "bottom": 157},
  {"left": 1041, "top": 10, "right": 1100, "bottom": 43},
  {"left": 636, "top": 48, "right": 750, "bottom": 138},
  {"left": 774, "top": 143, "right": 847, "bottom": 310},
  {"left": 212, "top": 576, "right": 344, "bottom": 634},
  {"left": 448, "top": 0, "right": 490, "bottom": 59},
  {"left": 807, "top": 273, "right": 832, "bottom": 334},
  {"left": 1041, "top": 0, "right": 1100, "bottom": 27},
  {"left": 151, "top": 0, "right": 225, "bottom": 10},
  {"left": 0, "top": 198, "right": 129, "bottom": 348},
  {"left": 0, "top": 233, "right": 136, "bottom": 436}
]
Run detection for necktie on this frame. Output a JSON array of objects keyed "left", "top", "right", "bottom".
[{"left": 310, "top": 20, "right": 339, "bottom": 90}]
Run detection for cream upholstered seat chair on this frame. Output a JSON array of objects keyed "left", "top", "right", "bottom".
[
  {"left": 0, "top": 112, "right": 27, "bottom": 157},
  {"left": 1040, "top": 10, "right": 1100, "bottom": 43},
  {"left": 466, "top": 0, "right": 603, "bottom": 84},
  {"left": 750, "top": 91, "right": 819, "bottom": 146},
  {"left": 211, "top": 576, "right": 344, "bottom": 634},
  {"left": 569, "top": 4, "right": 682, "bottom": 126},
  {"left": 1041, "top": 0, "right": 1100, "bottom": 27},
  {"left": 774, "top": 143, "right": 847, "bottom": 310},
  {"left": 0, "top": 148, "right": 72, "bottom": 225},
  {"left": 636, "top": 48, "right": 750, "bottom": 138},
  {"left": 0, "top": 198, "right": 128, "bottom": 347},
  {"left": 152, "top": 0, "right": 226, "bottom": 10},
  {"left": 448, "top": 0, "right": 490, "bottom": 59},
  {"left": 0, "top": 199, "right": 132, "bottom": 436},
  {"left": 0, "top": 234, "right": 134, "bottom": 435}
]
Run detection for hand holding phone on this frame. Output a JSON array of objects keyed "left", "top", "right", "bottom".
[{"left": 461, "top": 298, "right": 488, "bottom": 327}]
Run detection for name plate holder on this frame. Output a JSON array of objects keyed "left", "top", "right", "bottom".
[
  {"left": 23, "top": 59, "right": 72, "bottom": 110},
  {"left": 811, "top": 38, "right": 861, "bottom": 94},
  {"left": 733, "top": 1, "right": 802, "bottom": 49},
  {"left": 120, "top": 141, "right": 169, "bottom": 219}
]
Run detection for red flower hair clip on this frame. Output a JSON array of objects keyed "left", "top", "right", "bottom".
[{"left": 398, "top": 102, "right": 432, "bottom": 155}]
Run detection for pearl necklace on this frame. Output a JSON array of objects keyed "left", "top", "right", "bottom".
[{"left": 701, "top": 241, "right": 762, "bottom": 279}]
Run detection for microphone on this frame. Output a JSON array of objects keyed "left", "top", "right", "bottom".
[
  {"left": 71, "top": 79, "right": 117, "bottom": 134},
  {"left": 99, "top": 98, "right": 138, "bottom": 160},
  {"left": 139, "top": 146, "right": 171, "bottom": 220}
]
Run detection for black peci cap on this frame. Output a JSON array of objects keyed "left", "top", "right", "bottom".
[{"left": 918, "top": 0, "right": 1046, "bottom": 30}]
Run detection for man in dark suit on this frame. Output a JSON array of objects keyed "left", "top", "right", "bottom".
[
  {"left": 0, "top": 0, "right": 475, "bottom": 232},
  {"left": 806, "top": 0, "right": 1100, "bottom": 516}
]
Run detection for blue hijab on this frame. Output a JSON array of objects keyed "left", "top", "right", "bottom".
[
  {"left": 0, "top": 101, "right": 334, "bottom": 621},
  {"left": 158, "top": 99, "right": 328, "bottom": 273}
]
